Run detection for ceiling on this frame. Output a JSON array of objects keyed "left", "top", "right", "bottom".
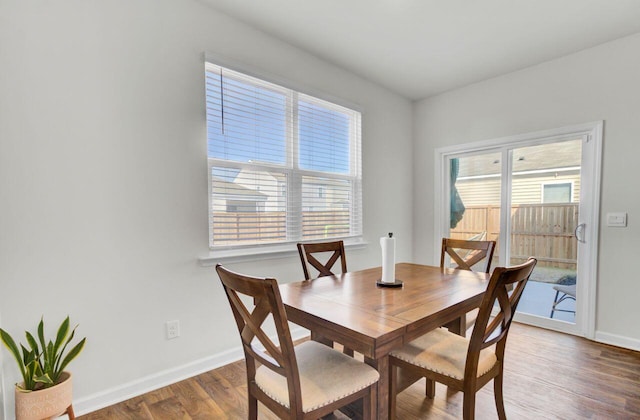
[{"left": 202, "top": 0, "right": 640, "bottom": 100}]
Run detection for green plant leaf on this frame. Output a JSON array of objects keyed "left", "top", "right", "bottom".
[
  {"left": 37, "top": 317, "right": 46, "bottom": 364},
  {"left": 33, "top": 373, "right": 54, "bottom": 386},
  {"left": 46, "top": 341, "right": 55, "bottom": 376},
  {"left": 57, "top": 338, "right": 86, "bottom": 376},
  {"left": 0, "top": 328, "right": 28, "bottom": 384},
  {"left": 53, "top": 316, "right": 70, "bottom": 358},
  {"left": 25, "top": 332, "right": 39, "bottom": 354},
  {"left": 55, "top": 325, "right": 77, "bottom": 373},
  {"left": 21, "top": 346, "right": 38, "bottom": 390}
]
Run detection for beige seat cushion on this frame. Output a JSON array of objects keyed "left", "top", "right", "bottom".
[
  {"left": 390, "top": 328, "right": 497, "bottom": 380},
  {"left": 255, "top": 340, "right": 379, "bottom": 413}
]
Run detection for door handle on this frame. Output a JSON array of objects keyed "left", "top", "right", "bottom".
[{"left": 574, "top": 223, "right": 586, "bottom": 243}]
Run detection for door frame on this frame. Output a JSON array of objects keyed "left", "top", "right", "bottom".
[{"left": 434, "top": 121, "right": 603, "bottom": 339}]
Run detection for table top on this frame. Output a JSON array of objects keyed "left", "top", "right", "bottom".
[{"left": 280, "top": 262, "right": 490, "bottom": 359}]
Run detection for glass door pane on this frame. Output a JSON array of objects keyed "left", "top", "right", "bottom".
[
  {"left": 509, "top": 139, "right": 582, "bottom": 323},
  {"left": 447, "top": 152, "right": 502, "bottom": 271}
]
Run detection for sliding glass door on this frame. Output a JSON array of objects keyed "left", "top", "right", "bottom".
[{"left": 440, "top": 123, "right": 602, "bottom": 337}]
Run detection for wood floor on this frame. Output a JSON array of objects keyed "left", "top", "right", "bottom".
[{"left": 79, "top": 323, "right": 640, "bottom": 419}]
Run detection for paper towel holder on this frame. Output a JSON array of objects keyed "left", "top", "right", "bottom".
[{"left": 378, "top": 232, "right": 403, "bottom": 287}]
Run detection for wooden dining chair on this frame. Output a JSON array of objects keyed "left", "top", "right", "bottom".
[
  {"left": 297, "top": 240, "right": 355, "bottom": 356},
  {"left": 216, "top": 264, "right": 379, "bottom": 420},
  {"left": 440, "top": 237, "right": 497, "bottom": 273},
  {"left": 389, "top": 258, "right": 537, "bottom": 420},
  {"left": 441, "top": 237, "right": 497, "bottom": 336},
  {"left": 297, "top": 240, "right": 347, "bottom": 280}
]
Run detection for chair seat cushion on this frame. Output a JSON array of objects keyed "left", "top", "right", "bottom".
[
  {"left": 390, "top": 328, "right": 497, "bottom": 380},
  {"left": 255, "top": 340, "right": 379, "bottom": 413},
  {"left": 553, "top": 284, "right": 576, "bottom": 297}
]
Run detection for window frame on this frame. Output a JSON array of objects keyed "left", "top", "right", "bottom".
[
  {"left": 541, "top": 181, "right": 574, "bottom": 203},
  {"left": 202, "top": 56, "right": 364, "bottom": 261}
]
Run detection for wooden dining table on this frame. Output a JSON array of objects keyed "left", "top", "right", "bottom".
[{"left": 279, "top": 262, "right": 490, "bottom": 420}]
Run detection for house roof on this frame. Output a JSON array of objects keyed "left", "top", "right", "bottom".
[{"left": 211, "top": 177, "right": 268, "bottom": 200}]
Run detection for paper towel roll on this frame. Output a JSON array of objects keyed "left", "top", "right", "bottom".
[{"left": 380, "top": 233, "right": 396, "bottom": 283}]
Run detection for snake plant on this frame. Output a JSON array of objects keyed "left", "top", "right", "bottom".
[{"left": 0, "top": 316, "right": 86, "bottom": 391}]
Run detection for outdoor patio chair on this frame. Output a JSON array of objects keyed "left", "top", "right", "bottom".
[
  {"left": 550, "top": 275, "right": 576, "bottom": 318},
  {"left": 216, "top": 264, "right": 379, "bottom": 419},
  {"left": 389, "top": 258, "right": 537, "bottom": 420}
]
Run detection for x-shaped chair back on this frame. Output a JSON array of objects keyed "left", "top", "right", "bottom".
[
  {"left": 467, "top": 257, "right": 537, "bottom": 377},
  {"left": 297, "top": 240, "right": 347, "bottom": 280},
  {"left": 215, "top": 264, "right": 304, "bottom": 413},
  {"left": 440, "top": 238, "right": 497, "bottom": 273}
]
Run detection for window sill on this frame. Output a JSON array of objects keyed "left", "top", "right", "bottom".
[{"left": 198, "top": 238, "right": 368, "bottom": 266}]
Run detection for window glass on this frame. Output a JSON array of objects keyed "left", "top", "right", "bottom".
[{"left": 205, "top": 63, "right": 362, "bottom": 250}]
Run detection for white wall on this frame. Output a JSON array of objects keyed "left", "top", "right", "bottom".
[
  {"left": 413, "top": 33, "right": 640, "bottom": 349},
  {"left": 0, "top": 1, "right": 413, "bottom": 417}
]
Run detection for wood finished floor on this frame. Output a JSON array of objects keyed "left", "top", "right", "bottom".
[{"left": 79, "top": 323, "right": 640, "bottom": 419}]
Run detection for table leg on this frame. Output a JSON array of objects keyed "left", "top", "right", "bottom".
[
  {"left": 444, "top": 315, "right": 466, "bottom": 336},
  {"left": 310, "top": 331, "right": 334, "bottom": 347},
  {"left": 365, "top": 355, "right": 389, "bottom": 420}
]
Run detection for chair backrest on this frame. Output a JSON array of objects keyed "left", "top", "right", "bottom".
[
  {"left": 440, "top": 237, "right": 497, "bottom": 273},
  {"left": 465, "top": 258, "right": 537, "bottom": 379},
  {"left": 297, "top": 240, "right": 347, "bottom": 280},
  {"left": 215, "top": 264, "right": 304, "bottom": 412}
]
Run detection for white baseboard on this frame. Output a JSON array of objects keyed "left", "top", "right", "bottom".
[
  {"left": 595, "top": 330, "right": 640, "bottom": 352},
  {"left": 73, "top": 327, "right": 310, "bottom": 417}
]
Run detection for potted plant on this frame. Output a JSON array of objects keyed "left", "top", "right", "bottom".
[{"left": 0, "top": 316, "right": 86, "bottom": 420}]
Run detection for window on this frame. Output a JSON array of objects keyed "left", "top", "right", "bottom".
[
  {"left": 205, "top": 62, "right": 362, "bottom": 250},
  {"left": 542, "top": 182, "right": 572, "bottom": 203}
]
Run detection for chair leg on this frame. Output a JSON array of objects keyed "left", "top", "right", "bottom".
[
  {"left": 389, "top": 364, "right": 397, "bottom": 420},
  {"left": 462, "top": 391, "right": 476, "bottom": 420},
  {"left": 248, "top": 394, "right": 258, "bottom": 420},
  {"left": 363, "top": 384, "right": 376, "bottom": 420},
  {"left": 494, "top": 373, "right": 507, "bottom": 420},
  {"left": 425, "top": 379, "right": 435, "bottom": 398},
  {"left": 549, "top": 290, "right": 561, "bottom": 318}
]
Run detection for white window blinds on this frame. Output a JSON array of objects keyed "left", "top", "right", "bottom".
[{"left": 205, "top": 62, "right": 362, "bottom": 249}]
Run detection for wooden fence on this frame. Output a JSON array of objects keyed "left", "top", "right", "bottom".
[
  {"left": 213, "top": 204, "right": 579, "bottom": 269},
  {"left": 212, "top": 210, "right": 350, "bottom": 245},
  {"left": 450, "top": 203, "right": 579, "bottom": 269}
]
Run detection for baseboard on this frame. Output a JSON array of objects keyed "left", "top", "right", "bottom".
[
  {"left": 73, "top": 327, "right": 310, "bottom": 416},
  {"left": 595, "top": 330, "right": 640, "bottom": 352}
]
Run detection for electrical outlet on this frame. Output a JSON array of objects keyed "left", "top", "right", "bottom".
[{"left": 166, "top": 320, "right": 180, "bottom": 339}]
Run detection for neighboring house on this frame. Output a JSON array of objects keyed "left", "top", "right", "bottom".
[
  {"left": 230, "top": 169, "right": 285, "bottom": 212},
  {"left": 211, "top": 176, "right": 269, "bottom": 212},
  {"left": 220, "top": 169, "right": 351, "bottom": 213}
]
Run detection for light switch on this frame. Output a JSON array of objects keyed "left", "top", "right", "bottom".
[{"left": 606, "top": 212, "right": 627, "bottom": 227}]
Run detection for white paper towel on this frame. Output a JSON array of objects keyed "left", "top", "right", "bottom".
[{"left": 380, "top": 233, "right": 396, "bottom": 283}]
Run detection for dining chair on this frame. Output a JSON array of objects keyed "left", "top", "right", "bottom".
[
  {"left": 440, "top": 237, "right": 497, "bottom": 273},
  {"left": 297, "top": 240, "right": 355, "bottom": 356},
  {"left": 297, "top": 240, "right": 347, "bottom": 280},
  {"left": 216, "top": 264, "right": 379, "bottom": 420},
  {"left": 389, "top": 257, "right": 537, "bottom": 420},
  {"left": 440, "top": 237, "right": 497, "bottom": 336}
]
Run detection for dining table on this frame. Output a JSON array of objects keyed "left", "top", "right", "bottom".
[{"left": 279, "top": 262, "right": 490, "bottom": 420}]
